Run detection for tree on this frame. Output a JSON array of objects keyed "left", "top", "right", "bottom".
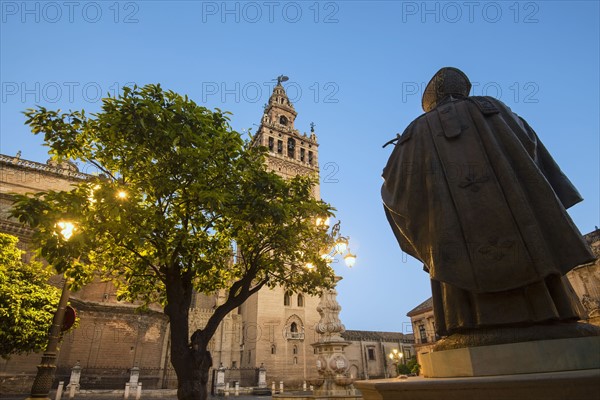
[
  {"left": 0, "top": 233, "right": 61, "bottom": 358},
  {"left": 11, "top": 84, "right": 338, "bottom": 400}
]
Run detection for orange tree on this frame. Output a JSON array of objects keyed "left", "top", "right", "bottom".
[
  {"left": 0, "top": 233, "right": 61, "bottom": 358},
  {"left": 11, "top": 84, "right": 337, "bottom": 400}
]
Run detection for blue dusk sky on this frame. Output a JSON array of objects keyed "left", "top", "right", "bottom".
[{"left": 1, "top": 1, "right": 599, "bottom": 333}]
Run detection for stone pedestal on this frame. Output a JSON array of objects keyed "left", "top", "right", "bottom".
[
  {"left": 356, "top": 336, "right": 600, "bottom": 400},
  {"left": 355, "top": 369, "right": 600, "bottom": 400},
  {"left": 421, "top": 336, "right": 600, "bottom": 377}
]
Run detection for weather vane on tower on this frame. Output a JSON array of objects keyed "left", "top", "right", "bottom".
[{"left": 276, "top": 75, "right": 289, "bottom": 85}]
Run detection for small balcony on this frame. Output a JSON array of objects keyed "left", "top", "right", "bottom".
[{"left": 286, "top": 332, "right": 305, "bottom": 340}]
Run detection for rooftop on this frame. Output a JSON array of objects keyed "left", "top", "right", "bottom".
[{"left": 406, "top": 297, "right": 433, "bottom": 317}]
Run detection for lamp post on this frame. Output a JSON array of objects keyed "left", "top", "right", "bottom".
[
  {"left": 388, "top": 348, "right": 404, "bottom": 377},
  {"left": 27, "top": 221, "right": 75, "bottom": 400},
  {"left": 314, "top": 220, "right": 356, "bottom": 269}
]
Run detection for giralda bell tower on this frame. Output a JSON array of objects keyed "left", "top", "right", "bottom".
[
  {"left": 251, "top": 75, "right": 321, "bottom": 198},
  {"left": 240, "top": 76, "right": 323, "bottom": 385}
]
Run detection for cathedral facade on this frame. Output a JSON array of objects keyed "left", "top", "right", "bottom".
[{"left": 0, "top": 82, "right": 352, "bottom": 391}]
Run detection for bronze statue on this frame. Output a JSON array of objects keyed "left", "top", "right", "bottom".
[{"left": 382, "top": 67, "right": 596, "bottom": 344}]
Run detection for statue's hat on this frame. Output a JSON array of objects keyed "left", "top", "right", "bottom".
[{"left": 422, "top": 67, "right": 471, "bottom": 112}]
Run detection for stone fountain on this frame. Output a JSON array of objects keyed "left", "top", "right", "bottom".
[
  {"left": 274, "top": 277, "right": 362, "bottom": 400},
  {"left": 310, "top": 277, "right": 361, "bottom": 399}
]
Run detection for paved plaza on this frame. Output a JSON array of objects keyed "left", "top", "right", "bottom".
[{"left": 1, "top": 395, "right": 270, "bottom": 400}]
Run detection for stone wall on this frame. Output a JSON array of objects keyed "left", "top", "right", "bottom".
[
  {"left": 341, "top": 330, "right": 415, "bottom": 380},
  {"left": 567, "top": 229, "right": 600, "bottom": 325}
]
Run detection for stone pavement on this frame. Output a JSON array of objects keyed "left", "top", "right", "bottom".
[{"left": 0, "top": 394, "right": 270, "bottom": 400}]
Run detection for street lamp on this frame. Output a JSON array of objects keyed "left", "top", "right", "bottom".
[
  {"left": 388, "top": 348, "right": 404, "bottom": 376},
  {"left": 27, "top": 221, "right": 76, "bottom": 400},
  {"left": 314, "top": 220, "right": 357, "bottom": 269}
]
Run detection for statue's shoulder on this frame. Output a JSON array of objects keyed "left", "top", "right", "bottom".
[
  {"left": 397, "top": 114, "right": 427, "bottom": 144},
  {"left": 467, "top": 96, "right": 502, "bottom": 115}
]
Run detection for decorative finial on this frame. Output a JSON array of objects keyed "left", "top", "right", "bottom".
[
  {"left": 310, "top": 122, "right": 315, "bottom": 132},
  {"left": 276, "top": 75, "right": 289, "bottom": 85},
  {"left": 15, "top": 150, "right": 22, "bottom": 159}
]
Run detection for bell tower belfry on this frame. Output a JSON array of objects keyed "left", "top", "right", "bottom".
[
  {"left": 252, "top": 76, "right": 321, "bottom": 198},
  {"left": 239, "top": 76, "right": 324, "bottom": 385}
]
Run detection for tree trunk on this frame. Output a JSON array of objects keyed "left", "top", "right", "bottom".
[
  {"left": 168, "top": 314, "right": 213, "bottom": 400},
  {"left": 176, "top": 340, "right": 213, "bottom": 400},
  {"left": 164, "top": 269, "right": 206, "bottom": 400},
  {"left": 164, "top": 266, "right": 264, "bottom": 399}
]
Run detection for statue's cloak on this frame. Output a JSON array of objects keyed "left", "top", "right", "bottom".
[{"left": 382, "top": 96, "right": 594, "bottom": 294}]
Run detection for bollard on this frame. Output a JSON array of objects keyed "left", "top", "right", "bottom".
[
  {"left": 310, "top": 385, "right": 314, "bottom": 391},
  {"left": 279, "top": 381, "right": 284, "bottom": 393},
  {"left": 272, "top": 381, "right": 276, "bottom": 393},
  {"left": 303, "top": 381, "right": 307, "bottom": 391},
  {"left": 67, "top": 361, "right": 81, "bottom": 399},
  {"left": 129, "top": 365, "right": 140, "bottom": 391},
  {"left": 225, "top": 382, "right": 230, "bottom": 396},
  {"left": 135, "top": 382, "right": 142, "bottom": 400},
  {"left": 216, "top": 363, "right": 226, "bottom": 395},
  {"left": 258, "top": 363, "right": 267, "bottom": 388},
  {"left": 127, "top": 364, "right": 140, "bottom": 399},
  {"left": 55, "top": 381, "right": 64, "bottom": 400},
  {"left": 234, "top": 381, "right": 239, "bottom": 396}
]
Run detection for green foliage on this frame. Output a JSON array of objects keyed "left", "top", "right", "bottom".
[
  {"left": 12, "top": 82, "right": 336, "bottom": 310},
  {"left": 0, "top": 233, "right": 61, "bottom": 358},
  {"left": 408, "top": 357, "right": 420, "bottom": 375},
  {"left": 395, "top": 357, "right": 420, "bottom": 376},
  {"left": 396, "top": 362, "right": 412, "bottom": 375}
]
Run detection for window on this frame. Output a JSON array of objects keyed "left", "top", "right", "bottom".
[
  {"left": 231, "top": 361, "right": 237, "bottom": 369},
  {"left": 287, "top": 138, "right": 295, "bottom": 158},
  {"left": 293, "top": 357, "right": 298, "bottom": 365},
  {"left": 280, "top": 115, "right": 288, "bottom": 126},
  {"left": 367, "top": 347, "right": 376, "bottom": 361},
  {"left": 268, "top": 137, "right": 274, "bottom": 151},
  {"left": 308, "top": 151, "right": 313, "bottom": 165},
  {"left": 297, "top": 294, "right": 304, "bottom": 307},
  {"left": 300, "top": 148, "right": 305, "bottom": 162},
  {"left": 271, "top": 345, "right": 276, "bottom": 355},
  {"left": 277, "top": 140, "right": 283, "bottom": 154},
  {"left": 293, "top": 345, "right": 298, "bottom": 355},
  {"left": 286, "top": 320, "right": 304, "bottom": 339},
  {"left": 284, "top": 292, "right": 291, "bottom": 306},
  {"left": 419, "top": 324, "right": 428, "bottom": 343}
]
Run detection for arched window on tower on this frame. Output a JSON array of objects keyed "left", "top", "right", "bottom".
[
  {"left": 290, "top": 322, "right": 298, "bottom": 333},
  {"left": 293, "top": 345, "right": 298, "bottom": 355},
  {"left": 268, "top": 137, "right": 274, "bottom": 151},
  {"left": 271, "top": 344, "right": 277, "bottom": 355},
  {"left": 287, "top": 138, "right": 295, "bottom": 159},
  {"left": 297, "top": 294, "right": 304, "bottom": 307},
  {"left": 280, "top": 115, "right": 288, "bottom": 126},
  {"left": 284, "top": 291, "right": 291, "bottom": 306}
]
